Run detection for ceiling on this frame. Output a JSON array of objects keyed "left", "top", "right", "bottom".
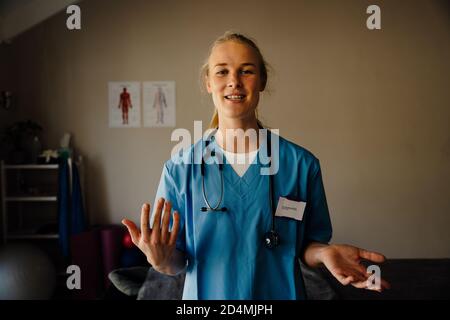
[{"left": 0, "top": 0, "right": 79, "bottom": 43}]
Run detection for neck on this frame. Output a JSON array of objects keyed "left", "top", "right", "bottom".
[{"left": 216, "top": 117, "right": 260, "bottom": 154}]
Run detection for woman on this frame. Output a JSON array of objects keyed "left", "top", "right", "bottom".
[{"left": 122, "top": 32, "right": 390, "bottom": 299}]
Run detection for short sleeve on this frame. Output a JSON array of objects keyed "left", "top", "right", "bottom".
[
  {"left": 152, "top": 162, "right": 186, "bottom": 253},
  {"left": 303, "top": 159, "right": 332, "bottom": 246}
]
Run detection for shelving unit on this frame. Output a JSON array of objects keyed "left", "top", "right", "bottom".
[
  {"left": 1, "top": 158, "right": 87, "bottom": 299},
  {"left": 1, "top": 161, "right": 61, "bottom": 243}
]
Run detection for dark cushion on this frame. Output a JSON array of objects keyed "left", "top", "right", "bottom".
[
  {"left": 108, "top": 266, "right": 149, "bottom": 296},
  {"left": 137, "top": 268, "right": 185, "bottom": 300}
]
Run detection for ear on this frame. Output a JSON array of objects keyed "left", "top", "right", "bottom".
[{"left": 206, "top": 75, "right": 212, "bottom": 94}]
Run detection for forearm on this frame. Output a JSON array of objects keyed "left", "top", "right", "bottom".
[
  {"left": 302, "top": 241, "right": 330, "bottom": 268},
  {"left": 154, "top": 249, "right": 186, "bottom": 276}
]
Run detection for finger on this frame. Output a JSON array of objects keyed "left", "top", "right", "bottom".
[
  {"left": 169, "top": 211, "right": 180, "bottom": 246},
  {"left": 122, "top": 219, "right": 140, "bottom": 244},
  {"left": 350, "top": 280, "right": 368, "bottom": 289},
  {"left": 381, "top": 278, "right": 391, "bottom": 290},
  {"left": 348, "top": 269, "right": 368, "bottom": 283},
  {"left": 352, "top": 279, "right": 383, "bottom": 292},
  {"left": 359, "top": 248, "right": 386, "bottom": 263},
  {"left": 140, "top": 203, "right": 151, "bottom": 242},
  {"left": 160, "top": 201, "right": 172, "bottom": 244},
  {"left": 339, "top": 265, "right": 368, "bottom": 283},
  {"left": 365, "top": 276, "right": 391, "bottom": 292},
  {"left": 151, "top": 198, "right": 165, "bottom": 242},
  {"left": 342, "top": 275, "right": 354, "bottom": 286},
  {"left": 365, "top": 279, "right": 382, "bottom": 292},
  {"left": 349, "top": 264, "right": 371, "bottom": 282},
  {"left": 356, "top": 263, "right": 369, "bottom": 276},
  {"left": 335, "top": 274, "right": 354, "bottom": 286},
  {"left": 354, "top": 271, "right": 370, "bottom": 283}
]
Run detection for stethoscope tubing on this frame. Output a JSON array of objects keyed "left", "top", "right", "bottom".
[
  {"left": 200, "top": 127, "right": 279, "bottom": 247},
  {"left": 201, "top": 158, "right": 225, "bottom": 212}
]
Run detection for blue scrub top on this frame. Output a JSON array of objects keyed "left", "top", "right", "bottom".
[{"left": 153, "top": 132, "right": 332, "bottom": 300}]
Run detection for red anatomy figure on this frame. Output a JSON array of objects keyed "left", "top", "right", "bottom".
[{"left": 118, "top": 88, "right": 133, "bottom": 124}]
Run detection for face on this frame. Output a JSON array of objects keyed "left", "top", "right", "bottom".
[{"left": 206, "top": 41, "right": 265, "bottom": 123}]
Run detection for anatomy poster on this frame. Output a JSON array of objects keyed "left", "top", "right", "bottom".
[
  {"left": 109, "top": 82, "right": 141, "bottom": 128},
  {"left": 143, "top": 81, "right": 176, "bottom": 127}
]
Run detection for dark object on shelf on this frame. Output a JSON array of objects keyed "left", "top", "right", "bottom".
[
  {"left": 37, "top": 154, "right": 59, "bottom": 164},
  {"left": 0, "top": 91, "right": 14, "bottom": 110},
  {"left": 1, "top": 120, "right": 43, "bottom": 164}
]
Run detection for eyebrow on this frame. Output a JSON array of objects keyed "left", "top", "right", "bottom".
[{"left": 213, "top": 63, "right": 257, "bottom": 68}]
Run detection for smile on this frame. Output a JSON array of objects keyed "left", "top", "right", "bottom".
[{"left": 224, "top": 95, "right": 246, "bottom": 101}]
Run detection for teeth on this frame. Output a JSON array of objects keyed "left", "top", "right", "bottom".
[{"left": 226, "top": 95, "right": 245, "bottom": 100}]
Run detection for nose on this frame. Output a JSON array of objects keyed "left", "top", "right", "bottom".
[{"left": 227, "top": 71, "right": 242, "bottom": 88}]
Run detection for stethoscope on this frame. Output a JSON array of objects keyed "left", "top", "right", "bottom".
[{"left": 200, "top": 127, "right": 280, "bottom": 249}]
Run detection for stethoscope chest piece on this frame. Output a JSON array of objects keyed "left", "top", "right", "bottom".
[{"left": 264, "top": 230, "right": 280, "bottom": 249}]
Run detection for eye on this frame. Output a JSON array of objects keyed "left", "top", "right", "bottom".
[
  {"left": 216, "top": 69, "right": 228, "bottom": 75},
  {"left": 240, "top": 69, "right": 255, "bottom": 75}
]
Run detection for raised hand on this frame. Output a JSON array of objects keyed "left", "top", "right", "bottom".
[
  {"left": 320, "top": 244, "right": 391, "bottom": 292},
  {"left": 121, "top": 198, "right": 180, "bottom": 274}
]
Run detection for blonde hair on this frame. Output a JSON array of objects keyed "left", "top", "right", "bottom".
[{"left": 200, "top": 31, "right": 269, "bottom": 129}]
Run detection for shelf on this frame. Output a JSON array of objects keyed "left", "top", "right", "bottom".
[
  {"left": 6, "top": 233, "right": 59, "bottom": 240},
  {"left": 6, "top": 196, "right": 57, "bottom": 202},
  {"left": 1, "top": 159, "right": 84, "bottom": 246},
  {"left": 4, "top": 164, "right": 59, "bottom": 169}
]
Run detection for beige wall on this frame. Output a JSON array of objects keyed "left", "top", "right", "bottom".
[{"left": 3, "top": 0, "right": 449, "bottom": 258}]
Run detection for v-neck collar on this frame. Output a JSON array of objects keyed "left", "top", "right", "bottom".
[{"left": 210, "top": 138, "right": 269, "bottom": 198}]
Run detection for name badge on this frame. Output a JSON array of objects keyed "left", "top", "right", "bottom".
[{"left": 275, "top": 197, "right": 306, "bottom": 221}]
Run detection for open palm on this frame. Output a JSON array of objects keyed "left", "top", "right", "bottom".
[{"left": 321, "top": 244, "right": 391, "bottom": 291}]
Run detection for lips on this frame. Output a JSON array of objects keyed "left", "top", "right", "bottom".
[{"left": 224, "top": 94, "right": 246, "bottom": 101}]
